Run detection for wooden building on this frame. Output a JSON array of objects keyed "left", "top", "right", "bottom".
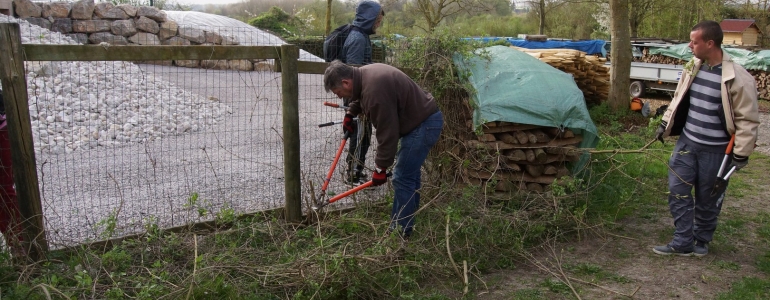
[{"left": 720, "top": 19, "right": 762, "bottom": 46}]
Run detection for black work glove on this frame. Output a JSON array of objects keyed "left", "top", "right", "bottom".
[
  {"left": 342, "top": 113, "right": 355, "bottom": 135},
  {"left": 372, "top": 166, "right": 387, "bottom": 186},
  {"left": 731, "top": 154, "right": 748, "bottom": 171},
  {"left": 654, "top": 123, "right": 666, "bottom": 144}
]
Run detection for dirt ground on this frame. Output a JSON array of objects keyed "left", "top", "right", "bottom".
[{"left": 471, "top": 107, "right": 770, "bottom": 299}]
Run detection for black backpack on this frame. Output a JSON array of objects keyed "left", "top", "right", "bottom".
[{"left": 323, "top": 24, "right": 360, "bottom": 62}]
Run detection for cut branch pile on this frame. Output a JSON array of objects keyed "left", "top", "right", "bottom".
[
  {"left": 511, "top": 46, "right": 610, "bottom": 104},
  {"left": 459, "top": 121, "right": 581, "bottom": 193}
]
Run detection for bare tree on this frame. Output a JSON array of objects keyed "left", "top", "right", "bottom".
[
  {"left": 525, "top": 0, "right": 565, "bottom": 34},
  {"left": 326, "top": 0, "right": 332, "bottom": 35},
  {"left": 628, "top": 0, "right": 675, "bottom": 37},
  {"left": 609, "top": 0, "right": 631, "bottom": 110},
  {"left": 413, "top": 0, "right": 496, "bottom": 32}
]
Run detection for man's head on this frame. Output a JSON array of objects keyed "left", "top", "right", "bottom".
[
  {"left": 354, "top": 0, "right": 383, "bottom": 35},
  {"left": 324, "top": 60, "right": 356, "bottom": 99},
  {"left": 689, "top": 20, "right": 723, "bottom": 61}
]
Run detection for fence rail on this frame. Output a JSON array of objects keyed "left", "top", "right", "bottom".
[{"left": 21, "top": 45, "right": 282, "bottom": 61}]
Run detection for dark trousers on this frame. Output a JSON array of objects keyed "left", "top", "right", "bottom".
[
  {"left": 667, "top": 139, "right": 729, "bottom": 250},
  {"left": 390, "top": 111, "right": 443, "bottom": 235},
  {"left": 346, "top": 117, "right": 372, "bottom": 181}
]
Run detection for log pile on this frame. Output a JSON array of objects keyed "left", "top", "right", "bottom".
[
  {"left": 512, "top": 46, "right": 610, "bottom": 104},
  {"left": 462, "top": 121, "right": 581, "bottom": 193},
  {"left": 639, "top": 53, "right": 687, "bottom": 65},
  {"left": 749, "top": 70, "right": 770, "bottom": 99},
  {"left": 641, "top": 52, "right": 770, "bottom": 99}
]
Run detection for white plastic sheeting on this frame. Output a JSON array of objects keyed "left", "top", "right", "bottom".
[{"left": 165, "top": 11, "right": 323, "bottom": 62}]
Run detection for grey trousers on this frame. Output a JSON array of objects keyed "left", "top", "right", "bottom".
[{"left": 667, "top": 140, "right": 729, "bottom": 250}]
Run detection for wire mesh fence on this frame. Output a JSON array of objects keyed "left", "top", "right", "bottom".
[{"left": 2, "top": 12, "right": 385, "bottom": 249}]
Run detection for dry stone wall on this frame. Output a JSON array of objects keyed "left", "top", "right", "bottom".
[{"left": 12, "top": 0, "right": 270, "bottom": 71}]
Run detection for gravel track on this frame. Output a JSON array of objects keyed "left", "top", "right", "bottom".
[{"left": 40, "top": 65, "right": 381, "bottom": 247}]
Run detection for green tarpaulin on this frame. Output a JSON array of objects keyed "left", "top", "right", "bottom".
[
  {"left": 453, "top": 45, "right": 599, "bottom": 169},
  {"left": 649, "top": 43, "right": 770, "bottom": 71}
]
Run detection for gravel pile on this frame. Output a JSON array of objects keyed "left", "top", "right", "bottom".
[{"left": 1, "top": 15, "right": 230, "bottom": 154}]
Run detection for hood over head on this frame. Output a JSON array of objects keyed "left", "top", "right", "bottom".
[{"left": 353, "top": 0, "right": 382, "bottom": 34}]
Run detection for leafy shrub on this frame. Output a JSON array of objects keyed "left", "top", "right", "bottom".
[{"left": 248, "top": 6, "right": 302, "bottom": 37}]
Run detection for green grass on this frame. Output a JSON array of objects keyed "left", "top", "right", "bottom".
[
  {"left": 512, "top": 288, "right": 548, "bottom": 300},
  {"left": 713, "top": 260, "right": 742, "bottom": 271},
  {"left": 756, "top": 251, "right": 770, "bottom": 274},
  {"left": 717, "top": 277, "right": 770, "bottom": 299},
  {"left": 564, "top": 262, "right": 632, "bottom": 284},
  {"left": 4, "top": 104, "right": 760, "bottom": 298}
]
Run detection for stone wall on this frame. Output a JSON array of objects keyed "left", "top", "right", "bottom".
[{"left": 13, "top": 0, "right": 272, "bottom": 71}]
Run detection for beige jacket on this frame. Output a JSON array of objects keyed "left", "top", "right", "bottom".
[{"left": 661, "top": 50, "right": 760, "bottom": 157}]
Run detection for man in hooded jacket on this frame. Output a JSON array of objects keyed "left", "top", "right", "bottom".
[{"left": 337, "top": 0, "right": 384, "bottom": 184}]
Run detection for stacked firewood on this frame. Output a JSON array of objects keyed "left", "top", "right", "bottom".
[
  {"left": 462, "top": 121, "right": 582, "bottom": 193},
  {"left": 749, "top": 70, "right": 770, "bottom": 99},
  {"left": 639, "top": 53, "right": 687, "bottom": 65},
  {"left": 641, "top": 52, "right": 770, "bottom": 99},
  {"left": 511, "top": 46, "right": 610, "bottom": 104}
]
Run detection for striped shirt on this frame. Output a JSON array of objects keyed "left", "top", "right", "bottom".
[{"left": 682, "top": 64, "right": 730, "bottom": 146}]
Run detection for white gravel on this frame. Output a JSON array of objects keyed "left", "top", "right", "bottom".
[
  {"left": 0, "top": 15, "right": 230, "bottom": 155},
  {"left": 28, "top": 61, "right": 230, "bottom": 154}
]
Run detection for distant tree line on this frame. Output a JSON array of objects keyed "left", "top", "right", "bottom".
[{"left": 196, "top": 0, "right": 770, "bottom": 46}]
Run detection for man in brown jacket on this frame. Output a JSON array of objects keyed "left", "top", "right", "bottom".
[
  {"left": 324, "top": 60, "right": 443, "bottom": 238},
  {"left": 653, "top": 20, "right": 760, "bottom": 257}
]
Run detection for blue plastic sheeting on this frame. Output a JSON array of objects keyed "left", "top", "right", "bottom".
[
  {"left": 463, "top": 37, "right": 607, "bottom": 56},
  {"left": 649, "top": 43, "right": 770, "bottom": 71},
  {"left": 453, "top": 45, "right": 599, "bottom": 171}
]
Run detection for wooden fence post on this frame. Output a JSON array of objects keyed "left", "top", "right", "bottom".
[
  {"left": 280, "top": 44, "right": 302, "bottom": 223},
  {"left": 0, "top": 23, "right": 49, "bottom": 260}
]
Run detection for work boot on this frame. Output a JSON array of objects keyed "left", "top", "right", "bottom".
[{"left": 693, "top": 240, "right": 709, "bottom": 257}]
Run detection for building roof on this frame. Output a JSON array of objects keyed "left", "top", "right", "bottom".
[{"left": 720, "top": 19, "right": 760, "bottom": 33}]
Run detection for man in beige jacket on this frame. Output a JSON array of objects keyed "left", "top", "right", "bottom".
[{"left": 653, "top": 20, "right": 760, "bottom": 257}]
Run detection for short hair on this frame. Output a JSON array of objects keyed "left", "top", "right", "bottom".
[
  {"left": 692, "top": 20, "right": 723, "bottom": 47},
  {"left": 323, "top": 60, "right": 355, "bottom": 92}
]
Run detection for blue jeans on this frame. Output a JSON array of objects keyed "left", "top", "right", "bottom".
[
  {"left": 390, "top": 111, "right": 443, "bottom": 235},
  {"left": 667, "top": 139, "right": 728, "bottom": 250}
]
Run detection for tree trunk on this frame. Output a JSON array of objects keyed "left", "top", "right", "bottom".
[
  {"left": 609, "top": 0, "right": 631, "bottom": 111},
  {"left": 539, "top": 0, "right": 545, "bottom": 35},
  {"left": 325, "top": 0, "right": 332, "bottom": 35},
  {"left": 630, "top": 18, "right": 638, "bottom": 37}
]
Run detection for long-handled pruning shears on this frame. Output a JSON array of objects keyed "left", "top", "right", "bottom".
[
  {"left": 313, "top": 101, "right": 353, "bottom": 208},
  {"left": 312, "top": 172, "right": 391, "bottom": 211},
  {"left": 711, "top": 135, "right": 736, "bottom": 197},
  {"left": 313, "top": 131, "right": 350, "bottom": 208}
]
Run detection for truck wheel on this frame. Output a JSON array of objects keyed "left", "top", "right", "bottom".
[{"left": 630, "top": 81, "right": 645, "bottom": 98}]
